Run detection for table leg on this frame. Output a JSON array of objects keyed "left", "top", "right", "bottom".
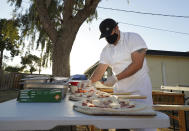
[
  {"left": 89, "top": 125, "right": 95, "bottom": 131},
  {"left": 178, "top": 111, "right": 186, "bottom": 131}
]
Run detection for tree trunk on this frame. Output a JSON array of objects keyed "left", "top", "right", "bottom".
[
  {"left": 0, "top": 50, "right": 3, "bottom": 70},
  {"left": 39, "top": 68, "right": 41, "bottom": 74},
  {"left": 52, "top": 44, "right": 70, "bottom": 77},
  {"left": 52, "top": 31, "right": 75, "bottom": 77},
  {"left": 52, "top": 16, "right": 81, "bottom": 77},
  {"left": 35, "top": 0, "right": 100, "bottom": 77}
]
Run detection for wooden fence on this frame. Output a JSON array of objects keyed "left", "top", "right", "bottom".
[{"left": 0, "top": 70, "right": 24, "bottom": 90}]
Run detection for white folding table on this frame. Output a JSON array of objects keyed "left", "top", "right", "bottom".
[{"left": 0, "top": 96, "right": 170, "bottom": 131}]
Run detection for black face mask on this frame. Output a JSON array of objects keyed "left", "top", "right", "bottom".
[{"left": 106, "top": 33, "right": 118, "bottom": 44}]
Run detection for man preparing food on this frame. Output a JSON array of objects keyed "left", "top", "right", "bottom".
[
  {"left": 80, "top": 18, "right": 155, "bottom": 131},
  {"left": 89, "top": 18, "right": 153, "bottom": 106}
]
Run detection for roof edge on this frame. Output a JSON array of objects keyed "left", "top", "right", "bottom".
[{"left": 146, "top": 49, "right": 189, "bottom": 57}]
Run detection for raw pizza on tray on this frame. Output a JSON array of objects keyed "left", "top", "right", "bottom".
[
  {"left": 70, "top": 82, "right": 156, "bottom": 115},
  {"left": 69, "top": 87, "right": 108, "bottom": 101},
  {"left": 73, "top": 92, "right": 156, "bottom": 115}
]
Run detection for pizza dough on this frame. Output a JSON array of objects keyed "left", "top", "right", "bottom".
[
  {"left": 73, "top": 101, "right": 156, "bottom": 116},
  {"left": 70, "top": 83, "right": 156, "bottom": 116},
  {"left": 93, "top": 81, "right": 113, "bottom": 89}
]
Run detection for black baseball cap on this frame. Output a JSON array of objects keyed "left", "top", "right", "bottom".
[{"left": 99, "top": 18, "right": 118, "bottom": 39}]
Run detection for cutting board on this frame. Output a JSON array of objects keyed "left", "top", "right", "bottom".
[{"left": 117, "top": 95, "right": 147, "bottom": 99}]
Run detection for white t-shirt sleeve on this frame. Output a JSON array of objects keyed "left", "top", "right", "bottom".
[
  {"left": 128, "top": 33, "right": 147, "bottom": 53},
  {"left": 99, "top": 47, "right": 110, "bottom": 65}
]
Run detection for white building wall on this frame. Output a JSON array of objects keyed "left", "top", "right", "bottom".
[{"left": 146, "top": 55, "right": 189, "bottom": 98}]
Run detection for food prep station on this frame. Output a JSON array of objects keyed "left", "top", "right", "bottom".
[{"left": 0, "top": 75, "right": 170, "bottom": 130}]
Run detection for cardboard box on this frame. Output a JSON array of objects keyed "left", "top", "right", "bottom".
[{"left": 17, "top": 89, "right": 62, "bottom": 102}]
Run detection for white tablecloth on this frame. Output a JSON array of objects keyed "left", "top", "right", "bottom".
[{"left": 0, "top": 96, "right": 170, "bottom": 130}]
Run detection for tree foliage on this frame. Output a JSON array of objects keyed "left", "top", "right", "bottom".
[
  {"left": 8, "top": 0, "right": 100, "bottom": 76},
  {"left": 20, "top": 54, "right": 41, "bottom": 74},
  {"left": 5, "top": 66, "right": 21, "bottom": 72},
  {"left": 0, "top": 19, "right": 21, "bottom": 69}
]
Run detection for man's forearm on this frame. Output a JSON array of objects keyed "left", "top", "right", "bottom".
[
  {"left": 116, "top": 48, "right": 146, "bottom": 81},
  {"left": 90, "top": 64, "right": 108, "bottom": 83},
  {"left": 116, "top": 62, "right": 142, "bottom": 81},
  {"left": 90, "top": 70, "right": 104, "bottom": 83}
]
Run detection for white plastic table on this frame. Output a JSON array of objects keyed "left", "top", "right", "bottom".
[{"left": 0, "top": 96, "right": 170, "bottom": 131}]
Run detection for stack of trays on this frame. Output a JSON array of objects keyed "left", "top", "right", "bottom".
[{"left": 17, "top": 88, "right": 62, "bottom": 102}]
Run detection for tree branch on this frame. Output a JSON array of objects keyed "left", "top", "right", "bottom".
[
  {"left": 45, "top": 0, "right": 52, "bottom": 8},
  {"left": 63, "top": 0, "right": 75, "bottom": 22},
  {"left": 74, "top": 0, "right": 100, "bottom": 26},
  {"left": 85, "top": 0, "right": 91, "bottom": 6},
  {"left": 35, "top": 0, "right": 58, "bottom": 43}
]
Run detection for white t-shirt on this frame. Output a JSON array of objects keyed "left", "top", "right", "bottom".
[{"left": 99, "top": 31, "right": 153, "bottom": 105}]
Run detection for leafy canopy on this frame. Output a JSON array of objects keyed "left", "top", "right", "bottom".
[
  {"left": 7, "top": 0, "right": 98, "bottom": 67},
  {"left": 0, "top": 18, "right": 21, "bottom": 69}
]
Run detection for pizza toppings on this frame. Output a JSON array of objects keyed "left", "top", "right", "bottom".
[
  {"left": 70, "top": 83, "right": 136, "bottom": 109},
  {"left": 78, "top": 94, "right": 135, "bottom": 109},
  {"left": 109, "top": 103, "right": 121, "bottom": 109}
]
